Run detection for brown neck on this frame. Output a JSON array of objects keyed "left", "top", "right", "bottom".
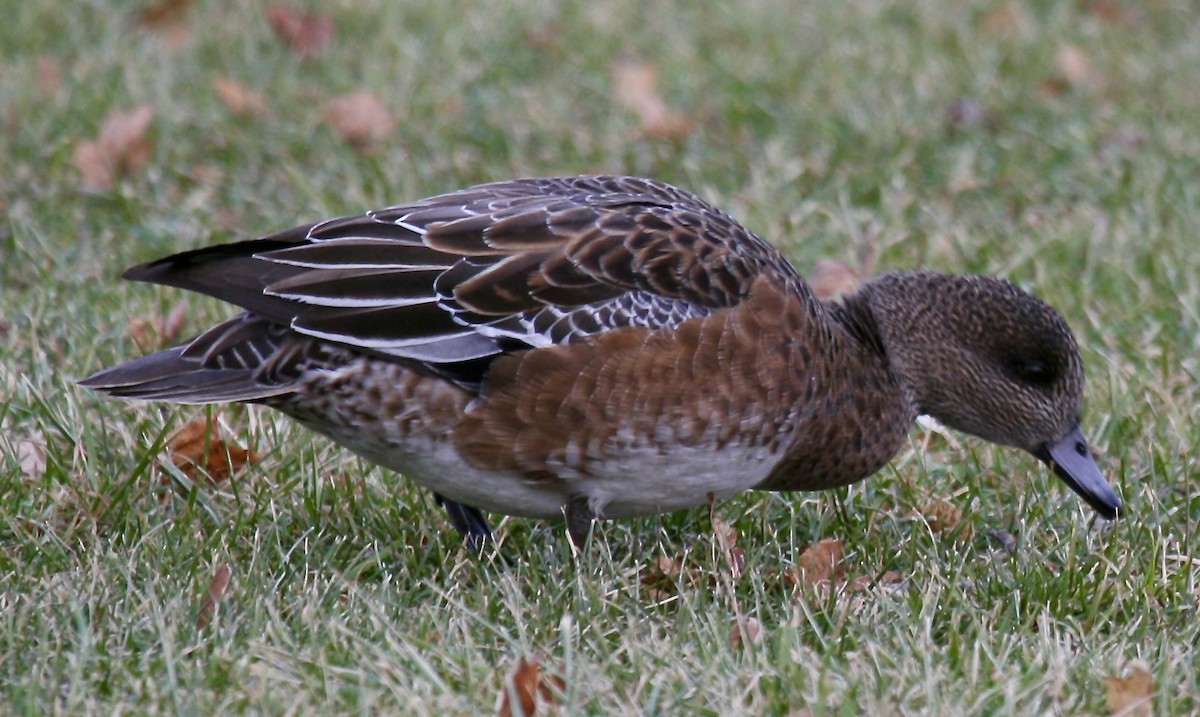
[{"left": 756, "top": 288, "right": 915, "bottom": 491}]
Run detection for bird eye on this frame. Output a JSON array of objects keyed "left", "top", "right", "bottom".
[{"left": 1010, "top": 359, "right": 1056, "bottom": 386}]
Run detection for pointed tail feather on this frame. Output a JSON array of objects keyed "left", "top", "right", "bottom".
[
  {"left": 80, "top": 314, "right": 308, "bottom": 405},
  {"left": 79, "top": 346, "right": 295, "bottom": 404}
]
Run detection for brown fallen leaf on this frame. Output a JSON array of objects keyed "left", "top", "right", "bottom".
[
  {"left": 523, "top": 20, "right": 560, "bottom": 51},
  {"left": 640, "top": 552, "right": 717, "bottom": 601},
  {"left": 1056, "top": 44, "right": 1093, "bottom": 89},
  {"left": 136, "top": 0, "right": 193, "bottom": 48},
  {"left": 641, "top": 554, "right": 686, "bottom": 600},
  {"left": 612, "top": 61, "right": 694, "bottom": 140},
  {"left": 765, "top": 538, "right": 873, "bottom": 595},
  {"left": 324, "top": 91, "right": 395, "bottom": 151},
  {"left": 979, "top": 3, "right": 1026, "bottom": 37},
  {"left": 1037, "top": 77, "right": 1071, "bottom": 99},
  {"left": 1040, "top": 43, "right": 1100, "bottom": 98},
  {"left": 498, "top": 656, "right": 562, "bottom": 717},
  {"left": 267, "top": 5, "right": 333, "bottom": 58},
  {"left": 213, "top": 77, "right": 267, "bottom": 118},
  {"left": 162, "top": 301, "right": 188, "bottom": 343},
  {"left": 1105, "top": 660, "right": 1153, "bottom": 717},
  {"left": 36, "top": 56, "right": 62, "bottom": 96},
  {"left": 709, "top": 495, "right": 744, "bottom": 577},
  {"left": 809, "top": 259, "right": 862, "bottom": 301},
  {"left": 73, "top": 105, "right": 155, "bottom": 190},
  {"left": 17, "top": 431, "right": 47, "bottom": 480},
  {"left": 792, "top": 538, "right": 843, "bottom": 590},
  {"left": 128, "top": 317, "right": 157, "bottom": 354},
  {"left": 847, "top": 569, "right": 904, "bottom": 593},
  {"left": 916, "top": 499, "right": 964, "bottom": 535},
  {"left": 728, "top": 616, "right": 763, "bottom": 650},
  {"left": 137, "top": 0, "right": 194, "bottom": 28},
  {"left": 195, "top": 563, "right": 232, "bottom": 629},
  {"left": 128, "top": 301, "right": 188, "bottom": 352},
  {"left": 640, "top": 502, "right": 758, "bottom": 599},
  {"left": 167, "top": 414, "right": 258, "bottom": 485},
  {"left": 1088, "top": 0, "right": 1137, "bottom": 28}
]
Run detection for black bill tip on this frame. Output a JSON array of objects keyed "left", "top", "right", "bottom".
[{"left": 1033, "top": 424, "right": 1122, "bottom": 519}]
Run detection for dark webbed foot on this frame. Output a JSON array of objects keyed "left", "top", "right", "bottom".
[
  {"left": 434, "top": 493, "right": 493, "bottom": 549},
  {"left": 564, "top": 496, "right": 595, "bottom": 550}
]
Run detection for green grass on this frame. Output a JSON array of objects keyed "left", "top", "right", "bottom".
[{"left": 3, "top": 0, "right": 1198, "bottom": 713}]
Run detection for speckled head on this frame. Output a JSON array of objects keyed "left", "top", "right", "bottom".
[{"left": 862, "top": 272, "right": 1121, "bottom": 518}]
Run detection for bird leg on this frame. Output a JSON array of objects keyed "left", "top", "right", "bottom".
[
  {"left": 564, "top": 496, "right": 595, "bottom": 550},
  {"left": 434, "top": 493, "right": 493, "bottom": 550}
]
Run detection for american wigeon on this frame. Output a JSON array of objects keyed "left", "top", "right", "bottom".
[{"left": 81, "top": 175, "right": 1122, "bottom": 547}]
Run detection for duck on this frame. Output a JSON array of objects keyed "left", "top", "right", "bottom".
[{"left": 80, "top": 175, "right": 1122, "bottom": 547}]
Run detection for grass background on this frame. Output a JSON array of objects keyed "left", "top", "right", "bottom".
[{"left": 2, "top": 0, "right": 1198, "bottom": 713}]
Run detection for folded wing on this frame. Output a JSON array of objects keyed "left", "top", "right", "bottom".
[{"left": 85, "top": 175, "right": 807, "bottom": 394}]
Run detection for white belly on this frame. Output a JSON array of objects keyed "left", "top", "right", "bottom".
[
  {"left": 568, "top": 443, "right": 777, "bottom": 518},
  {"left": 299, "top": 416, "right": 776, "bottom": 519}
]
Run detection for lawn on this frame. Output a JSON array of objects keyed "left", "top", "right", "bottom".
[{"left": 2, "top": 0, "right": 1198, "bottom": 714}]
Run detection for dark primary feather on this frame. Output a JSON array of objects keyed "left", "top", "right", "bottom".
[{"left": 123, "top": 237, "right": 310, "bottom": 323}]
